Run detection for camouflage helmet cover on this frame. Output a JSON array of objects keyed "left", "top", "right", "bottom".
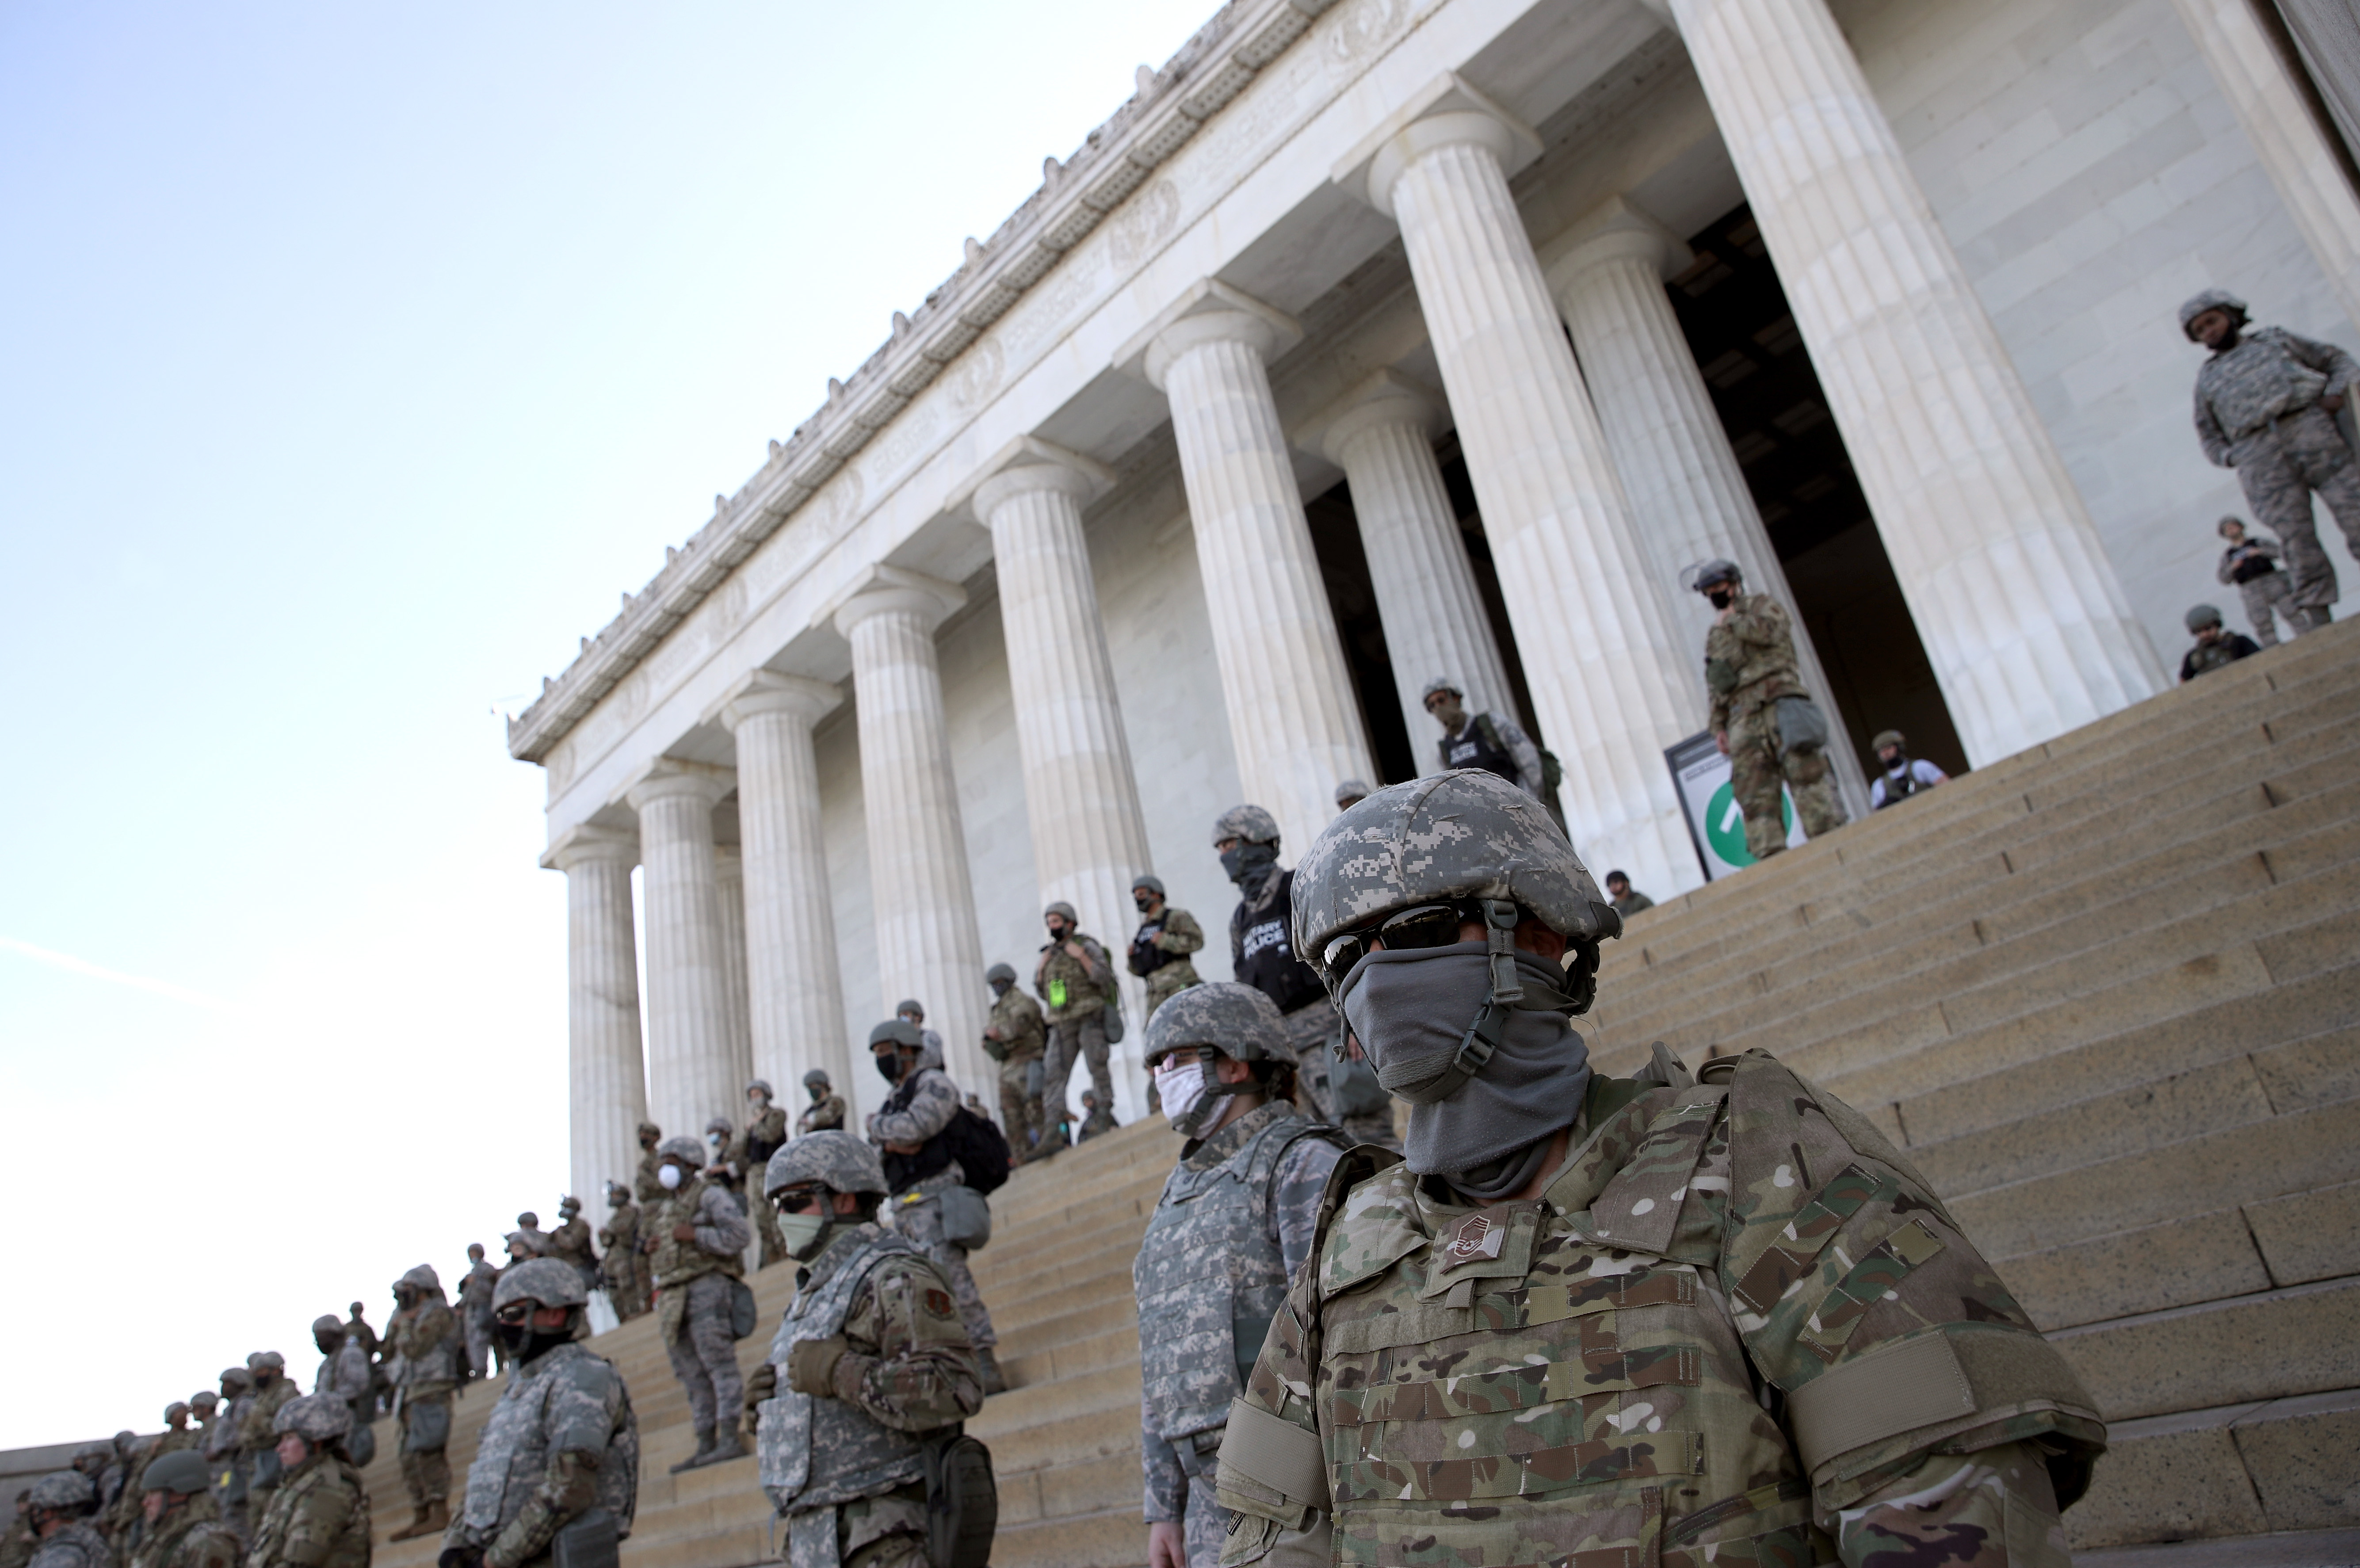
[
  {"left": 1212, "top": 803, "right": 1280, "bottom": 847},
  {"left": 869, "top": 1019, "right": 922, "bottom": 1050},
  {"left": 503, "top": 1230, "right": 547, "bottom": 1257},
  {"left": 764, "top": 1129, "right": 890, "bottom": 1200},
  {"left": 655, "top": 1136, "right": 706, "bottom": 1167},
  {"left": 273, "top": 1393, "right": 352, "bottom": 1443},
  {"left": 71, "top": 1445, "right": 111, "bottom": 1473},
  {"left": 1419, "top": 677, "right": 1460, "bottom": 702},
  {"left": 1130, "top": 873, "right": 1165, "bottom": 896},
  {"left": 1142, "top": 980, "right": 1293, "bottom": 1069},
  {"left": 636, "top": 1121, "right": 661, "bottom": 1139},
  {"left": 1690, "top": 557, "right": 1742, "bottom": 591},
  {"left": 139, "top": 1451, "right": 209, "bottom": 1497},
  {"left": 189, "top": 1390, "right": 219, "bottom": 1411},
  {"left": 984, "top": 962, "right": 1017, "bottom": 985},
  {"left": 1871, "top": 729, "right": 1906, "bottom": 752},
  {"left": 245, "top": 1351, "right": 284, "bottom": 1373},
  {"left": 746, "top": 1078, "right": 773, "bottom": 1098},
  {"left": 309, "top": 1314, "right": 345, "bottom": 1340},
  {"left": 1291, "top": 771, "right": 1618, "bottom": 983},
  {"left": 493, "top": 1256, "right": 591, "bottom": 1312},
  {"left": 1042, "top": 902, "right": 1077, "bottom": 923},
  {"left": 397, "top": 1263, "right": 442, "bottom": 1294},
  {"left": 703, "top": 1117, "right": 732, "bottom": 1137},
  {"left": 517, "top": 1211, "right": 540, "bottom": 1228},
  {"left": 165, "top": 1401, "right": 191, "bottom": 1422},
  {"left": 894, "top": 998, "right": 926, "bottom": 1018},
  {"left": 1333, "top": 779, "right": 1371, "bottom": 805},
  {"left": 2179, "top": 287, "right": 2247, "bottom": 335},
  {"left": 26, "top": 1472, "right": 94, "bottom": 1512},
  {"left": 558, "top": 1194, "right": 581, "bottom": 1212},
  {"left": 2186, "top": 602, "right": 2225, "bottom": 630},
  {"left": 801, "top": 1068, "right": 831, "bottom": 1088},
  {"left": 218, "top": 1368, "right": 251, "bottom": 1392}
]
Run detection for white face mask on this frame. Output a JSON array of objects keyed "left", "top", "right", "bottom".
[
  {"left": 1156, "top": 1057, "right": 1212, "bottom": 1130},
  {"left": 657, "top": 1164, "right": 684, "bottom": 1190}
]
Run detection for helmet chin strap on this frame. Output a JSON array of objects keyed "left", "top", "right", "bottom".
[{"left": 1420, "top": 900, "right": 1528, "bottom": 1104}]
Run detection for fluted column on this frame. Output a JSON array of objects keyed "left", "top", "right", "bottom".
[
  {"left": 1339, "top": 79, "right": 1706, "bottom": 894},
  {"left": 835, "top": 572, "right": 993, "bottom": 1095},
  {"left": 1543, "top": 198, "right": 1869, "bottom": 815},
  {"left": 720, "top": 672, "right": 852, "bottom": 1114},
  {"left": 1303, "top": 370, "right": 1517, "bottom": 774},
  {"left": 1666, "top": 0, "right": 2168, "bottom": 763},
  {"left": 548, "top": 827, "right": 648, "bottom": 1209},
  {"left": 624, "top": 763, "right": 738, "bottom": 1140},
  {"left": 2169, "top": 0, "right": 2360, "bottom": 330},
  {"left": 712, "top": 842, "right": 754, "bottom": 1095},
  {"left": 1123, "top": 281, "right": 1376, "bottom": 855}
]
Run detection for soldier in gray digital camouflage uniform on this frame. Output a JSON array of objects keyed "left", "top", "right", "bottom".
[
  {"left": 747, "top": 1133, "right": 983, "bottom": 1568},
  {"left": 642, "top": 1134, "right": 752, "bottom": 1471},
  {"left": 867, "top": 1020, "right": 1004, "bottom": 1394},
  {"left": 982, "top": 963, "right": 1048, "bottom": 1162},
  {"left": 235, "top": 1355, "right": 296, "bottom": 1510},
  {"left": 798, "top": 1072, "right": 847, "bottom": 1136},
  {"left": 308, "top": 1317, "right": 374, "bottom": 1465},
  {"left": 439, "top": 1259, "right": 640, "bottom": 1568},
  {"left": 23, "top": 1474, "right": 109, "bottom": 1568},
  {"left": 1135, "top": 984, "right": 1348, "bottom": 1568},
  {"left": 2186, "top": 288, "right": 2357, "bottom": 626}
]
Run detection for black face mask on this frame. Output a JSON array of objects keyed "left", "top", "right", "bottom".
[
  {"left": 1134, "top": 894, "right": 1156, "bottom": 913},
  {"left": 989, "top": 979, "right": 1011, "bottom": 999},
  {"left": 875, "top": 1052, "right": 905, "bottom": 1084},
  {"left": 809, "top": 1086, "right": 826, "bottom": 1103},
  {"left": 494, "top": 1316, "right": 572, "bottom": 1365},
  {"left": 1706, "top": 588, "right": 1735, "bottom": 610},
  {"left": 1220, "top": 841, "right": 1279, "bottom": 887}
]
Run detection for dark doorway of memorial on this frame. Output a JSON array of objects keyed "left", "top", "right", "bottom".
[{"left": 1668, "top": 204, "right": 1970, "bottom": 786}]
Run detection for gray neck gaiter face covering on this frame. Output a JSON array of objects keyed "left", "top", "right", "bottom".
[{"left": 1337, "top": 942, "right": 1591, "bottom": 1204}]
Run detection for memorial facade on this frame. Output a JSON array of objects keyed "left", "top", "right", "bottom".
[{"left": 509, "top": 0, "right": 2360, "bottom": 1203}]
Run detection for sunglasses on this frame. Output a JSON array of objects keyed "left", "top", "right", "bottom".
[
  {"left": 1321, "top": 901, "right": 1482, "bottom": 978},
  {"left": 493, "top": 1303, "right": 537, "bottom": 1326},
  {"left": 773, "top": 1186, "right": 826, "bottom": 1214}
]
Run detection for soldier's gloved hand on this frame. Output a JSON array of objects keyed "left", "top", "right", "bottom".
[
  {"left": 786, "top": 1336, "right": 850, "bottom": 1397},
  {"left": 439, "top": 1547, "right": 484, "bottom": 1568},
  {"left": 744, "top": 1362, "right": 776, "bottom": 1410}
]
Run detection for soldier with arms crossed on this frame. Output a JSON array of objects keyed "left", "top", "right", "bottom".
[{"left": 1215, "top": 772, "right": 2104, "bottom": 1567}]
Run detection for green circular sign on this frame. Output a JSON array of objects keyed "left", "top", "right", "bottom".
[{"left": 1705, "top": 781, "right": 1792, "bottom": 867}]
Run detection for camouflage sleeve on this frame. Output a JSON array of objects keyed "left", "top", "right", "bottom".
[
  {"left": 693, "top": 1183, "right": 752, "bottom": 1258},
  {"left": 2278, "top": 327, "right": 2360, "bottom": 396},
  {"left": 2195, "top": 377, "right": 2231, "bottom": 466},
  {"left": 834, "top": 1255, "right": 983, "bottom": 1431},
  {"left": 1156, "top": 908, "right": 1204, "bottom": 956},
  {"left": 1494, "top": 717, "right": 1547, "bottom": 802},
  {"left": 871, "top": 1068, "right": 960, "bottom": 1147},
  {"left": 484, "top": 1449, "right": 602, "bottom": 1568},
  {"left": 188, "top": 1527, "right": 241, "bottom": 1568},
  {"left": 1141, "top": 1401, "right": 1185, "bottom": 1523},
  {"left": 1833, "top": 1442, "right": 2070, "bottom": 1566},
  {"left": 1269, "top": 1137, "right": 1343, "bottom": 1282},
  {"left": 276, "top": 1477, "right": 358, "bottom": 1567}
]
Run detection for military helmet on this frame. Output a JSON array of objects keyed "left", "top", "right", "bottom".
[
  {"left": 246, "top": 1351, "right": 284, "bottom": 1373},
  {"left": 1292, "top": 771, "right": 1618, "bottom": 999},
  {"left": 1420, "top": 676, "right": 1461, "bottom": 703},
  {"left": 164, "top": 1401, "right": 191, "bottom": 1423},
  {"left": 218, "top": 1367, "right": 251, "bottom": 1393},
  {"left": 869, "top": 1018, "right": 921, "bottom": 1050},
  {"left": 397, "top": 1263, "right": 442, "bottom": 1294},
  {"left": 894, "top": 997, "right": 926, "bottom": 1019},
  {"left": 1130, "top": 874, "right": 1165, "bottom": 897},
  {"left": 1872, "top": 729, "right": 1906, "bottom": 752},
  {"left": 802, "top": 1068, "right": 831, "bottom": 1089},
  {"left": 2217, "top": 514, "right": 2245, "bottom": 536},
  {"left": 1143, "top": 981, "right": 1292, "bottom": 1069},
  {"left": 140, "top": 1451, "right": 208, "bottom": 1497},
  {"left": 746, "top": 1077, "right": 773, "bottom": 1098},
  {"left": 2186, "top": 603, "right": 2225, "bottom": 631},
  {"left": 26, "top": 1472, "right": 94, "bottom": 1512},
  {"left": 559, "top": 1193, "right": 581, "bottom": 1211},
  {"left": 113, "top": 1431, "right": 137, "bottom": 1454},
  {"left": 189, "top": 1390, "right": 219, "bottom": 1412},
  {"left": 1333, "top": 779, "right": 1371, "bottom": 806},
  {"left": 2179, "top": 287, "right": 2247, "bottom": 336},
  {"left": 703, "top": 1116, "right": 732, "bottom": 1137},
  {"left": 1690, "top": 557, "right": 1742, "bottom": 592},
  {"left": 984, "top": 961, "right": 1017, "bottom": 985},
  {"left": 1043, "top": 901, "right": 1077, "bottom": 923},
  {"left": 656, "top": 1135, "right": 705, "bottom": 1165},
  {"left": 493, "top": 1256, "right": 590, "bottom": 1312},
  {"left": 1212, "top": 803, "right": 1280, "bottom": 847},
  {"left": 273, "top": 1393, "right": 352, "bottom": 1443},
  {"left": 504, "top": 1229, "right": 546, "bottom": 1257},
  {"left": 636, "top": 1120, "right": 661, "bottom": 1139},
  {"left": 310, "top": 1314, "right": 345, "bottom": 1340},
  {"left": 764, "top": 1130, "right": 889, "bottom": 1200},
  {"left": 71, "top": 1444, "right": 111, "bottom": 1473}
]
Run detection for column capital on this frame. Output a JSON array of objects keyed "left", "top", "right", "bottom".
[
  {"left": 543, "top": 822, "right": 638, "bottom": 873},
  {"left": 1333, "top": 73, "right": 1542, "bottom": 218},
  {"left": 1538, "top": 196, "right": 1693, "bottom": 295},
  {"left": 624, "top": 759, "right": 733, "bottom": 813},
  {"left": 824, "top": 564, "right": 968, "bottom": 638},
  {"left": 716, "top": 669, "right": 844, "bottom": 732},
  {"left": 951, "top": 435, "right": 1116, "bottom": 522},
  {"left": 1115, "top": 278, "right": 1303, "bottom": 390},
  {"left": 1296, "top": 367, "right": 1447, "bottom": 464}
]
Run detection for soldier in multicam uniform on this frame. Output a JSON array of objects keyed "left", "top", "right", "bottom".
[
  {"left": 731, "top": 1081, "right": 793, "bottom": 1268},
  {"left": 236, "top": 1355, "right": 297, "bottom": 1510},
  {"left": 1035, "top": 903, "right": 1119, "bottom": 1141},
  {"left": 201, "top": 1369, "right": 249, "bottom": 1544},
  {"left": 546, "top": 1198, "right": 600, "bottom": 1296},
  {"left": 633, "top": 1122, "right": 665, "bottom": 1204},
  {"left": 1695, "top": 559, "right": 1846, "bottom": 861},
  {"left": 384, "top": 1264, "right": 462, "bottom": 1541},
  {"left": 1211, "top": 771, "right": 2104, "bottom": 1567},
  {"left": 1135, "top": 984, "right": 1349, "bottom": 1568},
  {"left": 798, "top": 1072, "right": 847, "bottom": 1136},
  {"left": 982, "top": 963, "right": 1049, "bottom": 1163},
  {"left": 596, "top": 1183, "right": 649, "bottom": 1322},
  {"left": 513, "top": 1212, "right": 551, "bottom": 1259},
  {"left": 106, "top": 1406, "right": 201, "bottom": 1545},
  {"left": 460, "top": 1243, "right": 503, "bottom": 1378},
  {"left": 245, "top": 1396, "right": 368, "bottom": 1568},
  {"left": 3, "top": 1497, "right": 37, "bottom": 1568},
  {"left": 124, "top": 1454, "right": 238, "bottom": 1568},
  {"left": 439, "top": 1259, "right": 640, "bottom": 1568},
  {"left": 2185, "top": 288, "right": 2356, "bottom": 626},
  {"left": 867, "top": 1020, "right": 1005, "bottom": 1395},
  {"left": 745, "top": 1133, "right": 984, "bottom": 1568},
  {"left": 2180, "top": 603, "right": 2263, "bottom": 681},
  {"left": 96, "top": 1435, "right": 139, "bottom": 1535},
  {"left": 23, "top": 1473, "right": 109, "bottom": 1568},
  {"left": 1215, "top": 805, "right": 1394, "bottom": 1150},
  {"left": 1129, "top": 875, "right": 1205, "bottom": 1023},
  {"left": 641, "top": 1134, "right": 752, "bottom": 1471}
]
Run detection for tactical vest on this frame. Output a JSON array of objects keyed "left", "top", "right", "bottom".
[
  {"left": 392, "top": 1302, "right": 462, "bottom": 1389},
  {"left": 248, "top": 1457, "right": 368, "bottom": 1568},
  {"left": 878, "top": 1068, "right": 956, "bottom": 1195},
  {"left": 648, "top": 1178, "right": 743, "bottom": 1288},
  {"left": 1233, "top": 871, "right": 1326, "bottom": 1016},
  {"left": 460, "top": 1343, "right": 639, "bottom": 1541},
  {"left": 756, "top": 1228, "right": 939, "bottom": 1515},
  {"left": 1130, "top": 920, "right": 1176, "bottom": 977},
  {"left": 1875, "top": 761, "right": 1920, "bottom": 808},
  {"left": 1136, "top": 1108, "right": 1349, "bottom": 1443},
  {"left": 1440, "top": 714, "right": 1517, "bottom": 785}
]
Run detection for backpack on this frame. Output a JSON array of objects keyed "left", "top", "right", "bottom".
[
  {"left": 1473, "top": 713, "right": 1565, "bottom": 794},
  {"left": 941, "top": 1105, "right": 1012, "bottom": 1195}
]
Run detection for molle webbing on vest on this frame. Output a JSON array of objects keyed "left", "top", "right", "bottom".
[{"left": 1219, "top": 1398, "right": 1330, "bottom": 1509}]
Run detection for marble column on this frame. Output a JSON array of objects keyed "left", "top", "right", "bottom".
[
  {"left": 1121, "top": 280, "right": 1376, "bottom": 855},
  {"left": 1665, "top": 0, "right": 2168, "bottom": 763},
  {"left": 1338, "top": 79, "right": 1707, "bottom": 894},
  {"left": 713, "top": 843, "right": 754, "bottom": 1099},
  {"left": 2170, "top": 0, "right": 2360, "bottom": 331},
  {"left": 548, "top": 826, "right": 648, "bottom": 1211},
  {"left": 623, "top": 763, "right": 739, "bottom": 1141},
  {"left": 1302, "top": 370, "right": 1517, "bottom": 775},
  {"left": 1543, "top": 197, "right": 1869, "bottom": 816},
  {"left": 834, "top": 571, "right": 993, "bottom": 1095},
  {"left": 720, "top": 672, "right": 853, "bottom": 1117},
  {"left": 962, "top": 438, "right": 1155, "bottom": 1115}
]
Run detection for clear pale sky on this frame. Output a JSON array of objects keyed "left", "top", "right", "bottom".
[{"left": 0, "top": 0, "right": 1213, "bottom": 1449}]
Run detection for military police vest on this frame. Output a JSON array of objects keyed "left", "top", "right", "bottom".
[
  {"left": 757, "top": 1227, "right": 939, "bottom": 1515},
  {"left": 1233, "top": 871, "right": 1326, "bottom": 1016},
  {"left": 1439, "top": 714, "right": 1517, "bottom": 785},
  {"left": 1135, "top": 1106, "right": 1349, "bottom": 1444},
  {"left": 460, "top": 1343, "right": 639, "bottom": 1542}
]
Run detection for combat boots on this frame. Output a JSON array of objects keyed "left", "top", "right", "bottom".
[
  {"left": 703, "top": 1430, "right": 746, "bottom": 1467},
  {"left": 670, "top": 1428, "right": 714, "bottom": 1474},
  {"left": 389, "top": 1500, "right": 446, "bottom": 1542}
]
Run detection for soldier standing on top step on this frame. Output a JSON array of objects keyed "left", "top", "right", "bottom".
[
  {"left": 745, "top": 1133, "right": 984, "bottom": 1568},
  {"left": 596, "top": 1183, "right": 649, "bottom": 1322},
  {"left": 460, "top": 1243, "right": 502, "bottom": 1378},
  {"left": 1214, "top": 771, "right": 2105, "bottom": 1567},
  {"left": 982, "top": 963, "right": 1049, "bottom": 1162},
  {"left": 633, "top": 1122, "right": 665, "bottom": 1205},
  {"left": 546, "top": 1198, "right": 599, "bottom": 1297},
  {"left": 1135, "top": 984, "right": 1348, "bottom": 1568},
  {"left": 642, "top": 1134, "right": 752, "bottom": 1472},
  {"left": 1695, "top": 559, "right": 1846, "bottom": 862},
  {"left": 798, "top": 1071, "right": 847, "bottom": 1135},
  {"left": 384, "top": 1264, "right": 462, "bottom": 1541}
]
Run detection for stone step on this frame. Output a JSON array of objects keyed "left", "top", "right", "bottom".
[
  {"left": 2049, "top": 1277, "right": 2360, "bottom": 1422},
  {"left": 995, "top": 1291, "right": 1140, "bottom": 1363},
  {"left": 973, "top": 1383, "right": 1142, "bottom": 1476},
  {"left": 989, "top": 1503, "right": 1147, "bottom": 1568},
  {"left": 1001, "top": 1319, "right": 1141, "bottom": 1388},
  {"left": 2066, "top": 1387, "right": 2360, "bottom": 1552}
]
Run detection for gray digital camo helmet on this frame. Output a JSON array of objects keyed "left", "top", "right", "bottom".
[
  {"left": 1131, "top": 873, "right": 1165, "bottom": 896},
  {"left": 704, "top": 1116, "right": 733, "bottom": 1137},
  {"left": 656, "top": 1135, "right": 706, "bottom": 1165},
  {"left": 1291, "top": 770, "right": 1620, "bottom": 1010},
  {"left": 2180, "top": 288, "right": 2247, "bottom": 336},
  {"left": 246, "top": 1351, "right": 284, "bottom": 1373},
  {"left": 1690, "top": 557, "right": 1742, "bottom": 592},
  {"left": 310, "top": 1314, "right": 345, "bottom": 1341},
  {"left": 396, "top": 1264, "right": 442, "bottom": 1295},
  {"left": 869, "top": 1018, "right": 922, "bottom": 1050},
  {"left": 746, "top": 1078, "right": 773, "bottom": 1099},
  {"left": 272, "top": 1393, "right": 352, "bottom": 1443},
  {"left": 139, "top": 1451, "right": 208, "bottom": 1497},
  {"left": 894, "top": 998, "right": 925, "bottom": 1019},
  {"left": 493, "top": 1256, "right": 590, "bottom": 1312},
  {"left": 1212, "top": 803, "right": 1280, "bottom": 847},
  {"left": 1334, "top": 779, "right": 1371, "bottom": 806},
  {"left": 764, "top": 1130, "right": 889, "bottom": 1200},
  {"left": 26, "top": 1472, "right": 93, "bottom": 1512},
  {"left": 985, "top": 962, "right": 1017, "bottom": 985},
  {"left": 1420, "top": 677, "right": 1460, "bottom": 703},
  {"left": 802, "top": 1069, "right": 831, "bottom": 1089},
  {"left": 1142, "top": 980, "right": 1293, "bottom": 1070},
  {"left": 190, "top": 1391, "right": 219, "bottom": 1412},
  {"left": 2187, "top": 603, "right": 2226, "bottom": 631}
]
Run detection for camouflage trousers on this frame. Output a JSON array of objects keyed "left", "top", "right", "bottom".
[
  {"left": 998, "top": 1048, "right": 1045, "bottom": 1160},
  {"left": 464, "top": 1313, "right": 493, "bottom": 1380},
  {"left": 662, "top": 1272, "right": 745, "bottom": 1438},
  {"left": 1045, "top": 1012, "right": 1114, "bottom": 1132},
  {"left": 2232, "top": 407, "right": 2360, "bottom": 610},
  {"left": 888, "top": 1184, "right": 998, "bottom": 1349},
  {"left": 1176, "top": 1431, "right": 1232, "bottom": 1568},
  {"left": 785, "top": 1480, "right": 929, "bottom": 1568},
  {"left": 1144, "top": 966, "right": 1199, "bottom": 1019},
  {"left": 1729, "top": 704, "right": 1845, "bottom": 861},
  {"left": 2238, "top": 568, "right": 2306, "bottom": 646},
  {"left": 1280, "top": 999, "right": 1396, "bottom": 1150},
  {"left": 207, "top": 1460, "right": 249, "bottom": 1546},
  {"left": 397, "top": 1395, "right": 451, "bottom": 1506},
  {"left": 752, "top": 1187, "right": 789, "bottom": 1271}
]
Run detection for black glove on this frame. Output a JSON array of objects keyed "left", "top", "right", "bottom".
[{"left": 439, "top": 1548, "right": 483, "bottom": 1568}]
